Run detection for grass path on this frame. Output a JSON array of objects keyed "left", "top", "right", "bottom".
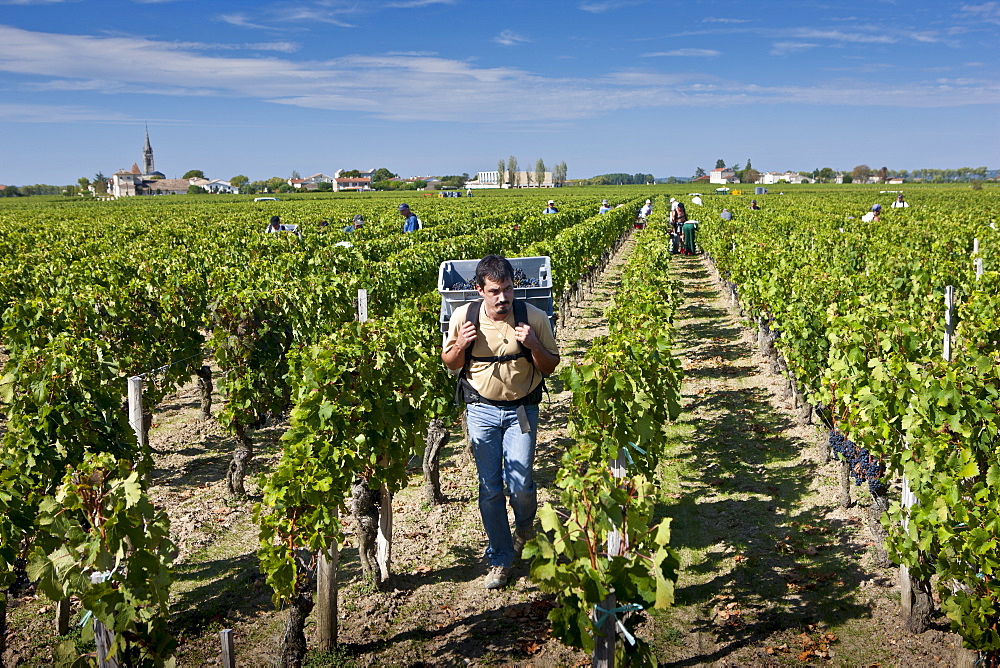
[{"left": 646, "top": 254, "right": 958, "bottom": 666}]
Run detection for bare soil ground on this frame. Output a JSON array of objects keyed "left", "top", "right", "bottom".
[{"left": 3, "top": 236, "right": 967, "bottom": 666}]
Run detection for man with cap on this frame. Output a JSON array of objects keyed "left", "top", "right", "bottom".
[
  {"left": 399, "top": 203, "right": 421, "bottom": 232},
  {"left": 890, "top": 194, "right": 909, "bottom": 209},
  {"left": 344, "top": 214, "right": 365, "bottom": 233},
  {"left": 543, "top": 200, "right": 558, "bottom": 214},
  {"left": 640, "top": 199, "right": 652, "bottom": 218},
  {"left": 598, "top": 199, "right": 611, "bottom": 214}
]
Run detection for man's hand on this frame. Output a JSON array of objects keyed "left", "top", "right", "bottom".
[
  {"left": 514, "top": 322, "right": 542, "bottom": 351},
  {"left": 454, "top": 321, "right": 477, "bottom": 350},
  {"left": 516, "top": 322, "right": 560, "bottom": 376},
  {"left": 442, "top": 320, "right": 478, "bottom": 370}
]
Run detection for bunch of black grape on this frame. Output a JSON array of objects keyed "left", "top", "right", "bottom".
[
  {"left": 448, "top": 279, "right": 477, "bottom": 290},
  {"left": 829, "top": 430, "right": 887, "bottom": 495},
  {"left": 513, "top": 268, "right": 539, "bottom": 287}
]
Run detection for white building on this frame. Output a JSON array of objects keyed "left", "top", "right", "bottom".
[
  {"left": 710, "top": 168, "right": 738, "bottom": 184},
  {"left": 760, "top": 171, "right": 811, "bottom": 185},
  {"left": 466, "top": 171, "right": 503, "bottom": 189},
  {"left": 467, "top": 170, "right": 554, "bottom": 188},
  {"left": 204, "top": 179, "right": 239, "bottom": 194}
]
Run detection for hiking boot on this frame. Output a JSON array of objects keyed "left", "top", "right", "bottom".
[
  {"left": 513, "top": 527, "right": 536, "bottom": 560},
  {"left": 484, "top": 565, "right": 511, "bottom": 590}
]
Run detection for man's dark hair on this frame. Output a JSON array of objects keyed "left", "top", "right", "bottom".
[{"left": 475, "top": 255, "right": 514, "bottom": 287}]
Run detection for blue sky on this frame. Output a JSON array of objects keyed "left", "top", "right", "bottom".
[{"left": 1, "top": 0, "right": 997, "bottom": 185}]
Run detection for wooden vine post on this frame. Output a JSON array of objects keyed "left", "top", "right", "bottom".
[
  {"left": 316, "top": 289, "right": 368, "bottom": 649},
  {"left": 902, "top": 287, "right": 955, "bottom": 633},
  {"left": 593, "top": 448, "right": 628, "bottom": 668},
  {"left": 127, "top": 375, "right": 148, "bottom": 469},
  {"left": 91, "top": 573, "right": 120, "bottom": 668}
]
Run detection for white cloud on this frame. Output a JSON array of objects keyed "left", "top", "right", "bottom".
[
  {"left": 792, "top": 28, "right": 897, "bottom": 45},
  {"left": 0, "top": 25, "right": 997, "bottom": 126},
  {"left": 218, "top": 14, "right": 279, "bottom": 30},
  {"left": 580, "top": 0, "right": 643, "bottom": 13},
  {"left": 702, "top": 17, "right": 749, "bottom": 24},
  {"left": 0, "top": 102, "right": 130, "bottom": 122},
  {"left": 961, "top": 2, "right": 1000, "bottom": 24},
  {"left": 770, "top": 41, "right": 819, "bottom": 56},
  {"left": 641, "top": 49, "right": 721, "bottom": 57},
  {"left": 384, "top": 0, "right": 458, "bottom": 6},
  {"left": 494, "top": 30, "right": 529, "bottom": 46},
  {"left": 172, "top": 40, "right": 301, "bottom": 53}
]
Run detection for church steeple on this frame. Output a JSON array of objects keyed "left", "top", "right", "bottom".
[{"left": 142, "top": 124, "right": 155, "bottom": 175}]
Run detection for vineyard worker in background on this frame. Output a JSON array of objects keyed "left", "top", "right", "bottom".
[
  {"left": 669, "top": 201, "right": 687, "bottom": 254},
  {"left": 543, "top": 200, "right": 559, "bottom": 214},
  {"left": 749, "top": 199, "right": 761, "bottom": 210},
  {"left": 599, "top": 199, "right": 611, "bottom": 214},
  {"left": 682, "top": 218, "right": 699, "bottom": 255},
  {"left": 442, "top": 255, "right": 560, "bottom": 590},
  {"left": 862, "top": 203, "right": 882, "bottom": 223},
  {"left": 344, "top": 214, "right": 364, "bottom": 233},
  {"left": 891, "top": 194, "right": 909, "bottom": 208},
  {"left": 720, "top": 208, "right": 733, "bottom": 221},
  {"left": 265, "top": 215, "right": 282, "bottom": 233},
  {"left": 399, "top": 203, "right": 421, "bottom": 232},
  {"left": 640, "top": 199, "right": 652, "bottom": 218}
]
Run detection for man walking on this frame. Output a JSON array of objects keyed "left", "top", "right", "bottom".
[{"left": 442, "top": 255, "right": 560, "bottom": 589}]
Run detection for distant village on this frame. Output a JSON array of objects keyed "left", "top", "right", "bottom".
[{"left": 0, "top": 130, "right": 994, "bottom": 198}]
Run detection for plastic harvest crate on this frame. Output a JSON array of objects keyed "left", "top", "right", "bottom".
[{"left": 438, "top": 256, "right": 554, "bottom": 340}]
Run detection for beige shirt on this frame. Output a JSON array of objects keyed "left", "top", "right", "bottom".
[{"left": 444, "top": 301, "right": 558, "bottom": 402}]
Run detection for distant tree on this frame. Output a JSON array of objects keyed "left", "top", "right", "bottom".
[
  {"left": 266, "top": 177, "right": 286, "bottom": 192},
  {"left": 535, "top": 159, "right": 546, "bottom": 186},
  {"left": 411, "top": 180, "right": 427, "bottom": 190},
  {"left": 852, "top": 164, "right": 872, "bottom": 183},
  {"left": 440, "top": 175, "right": 466, "bottom": 189},
  {"left": 231, "top": 175, "right": 249, "bottom": 188},
  {"left": 745, "top": 158, "right": 753, "bottom": 172},
  {"left": 182, "top": 170, "right": 206, "bottom": 180},
  {"left": 694, "top": 167, "right": 706, "bottom": 179},
  {"left": 497, "top": 159, "right": 507, "bottom": 186},
  {"left": 666, "top": 177, "right": 678, "bottom": 184},
  {"left": 277, "top": 183, "right": 295, "bottom": 193},
  {"left": 877, "top": 166, "right": 888, "bottom": 183},
  {"left": 2, "top": 185, "right": 22, "bottom": 197},
  {"left": 743, "top": 168, "right": 761, "bottom": 184},
  {"left": 842, "top": 174, "right": 854, "bottom": 184},
  {"left": 78, "top": 176, "right": 91, "bottom": 191},
  {"left": 371, "top": 168, "right": 397, "bottom": 182},
  {"left": 818, "top": 167, "right": 836, "bottom": 182},
  {"left": 715, "top": 159, "right": 726, "bottom": 170},
  {"left": 553, "top": 161, "right": 567, "bottom": 186},
  {"left": 290, "top": 170, "right": 301, "bottom": 180},
  {"left": 92, "top": 173, "right": 108, "bottom": 195},
  {"left": 316, "top": 181, "right": 333, "bottom": 192},
  {"left": 341, "top": 169, "right": 362, "bottom": 178},
  {"left": 187, "top": 185, "right": 207, "bottom": 194},
  {"left": 507, "top": 156, "right": 520, "bottom": 187}
]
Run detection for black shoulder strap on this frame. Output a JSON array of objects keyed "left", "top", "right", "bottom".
[{"left": 463, "top": 299, "right": 534, "bottom": 369}]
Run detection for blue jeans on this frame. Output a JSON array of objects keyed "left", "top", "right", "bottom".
[{"left": 466, "top": 402, "right": 539, "bottom": 568}]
